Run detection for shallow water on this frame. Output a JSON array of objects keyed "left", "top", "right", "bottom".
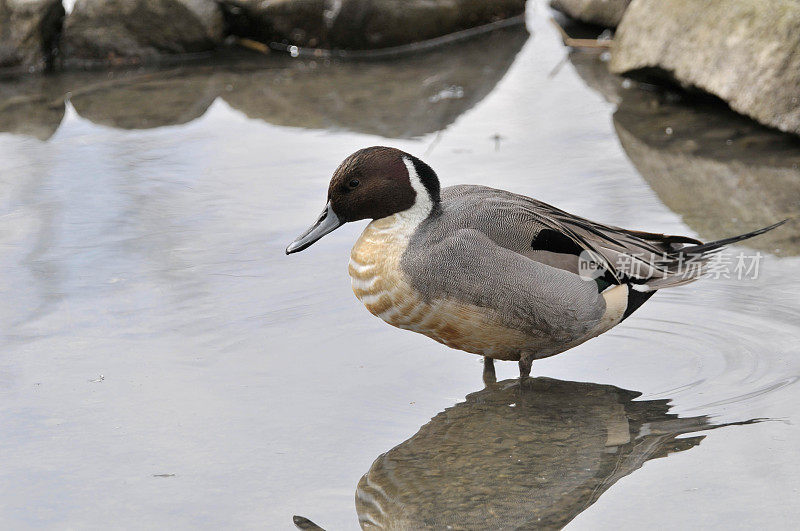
[{"left": 2, "top": 3, "right": 800, "bottom": 529}]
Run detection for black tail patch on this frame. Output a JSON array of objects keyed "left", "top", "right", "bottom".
[{"left": 622, "top": 287, "right": 656, "bottom": 322}]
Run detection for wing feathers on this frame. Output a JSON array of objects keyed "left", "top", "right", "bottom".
[{"left": 444, "top": 186, "right": 785, "bottom": 292}]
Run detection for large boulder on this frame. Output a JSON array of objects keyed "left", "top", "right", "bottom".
[
  {"left": 220, "top": 0, "right": 327, "bottom": 48},
  {"left": 61, "top": 0, "right": 225, "bottom": 65},
  {"left": 0, "top": 0, "right": 64, "bottom": 72},
  {"left": 611, "top": 0, "right": 800, "bottom": 136},
  {"left": 220, "top": 0, "right": 526, "bottom": 50},
  {"left": 550, "top": 0, "right": 630, "bottom": 28},
  {"left": 326, "top": 0, "right": 526, "bottom": 49}
]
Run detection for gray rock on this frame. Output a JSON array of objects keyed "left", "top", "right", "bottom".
[
  {"left": 220, "top": 0, "right": 526, "bottom": 50},
  {"left": 61, "top": 0, "right": 225, "bottom": 65},
  {"left": 550, "top": 0, "right": 630, "bottom": 28},
  {"left": 326, "top": 0, "right": 526, "bottom": 49},
  {"left": 0, "top": 0, "right": 64, "bottom": 72},
  {"left": 610, "top": 0, "right": 800, "bottom": 136},
  {"left": 221, "top": 0, "right": 327, "bottom": 48}
]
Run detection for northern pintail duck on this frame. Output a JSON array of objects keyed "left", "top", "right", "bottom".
[{"left": 286, "top": 147, "right": 784, "bottom": 381}]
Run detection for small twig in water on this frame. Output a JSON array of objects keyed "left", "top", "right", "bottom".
[
  {"left": 548, "top": 53, "right": 570, "bottom": 78},
  {"left": 236, "top": 37, "right": 271, "bottom": 55},
  {"left": 549, "top": 18, "right": 613, "bottom": 49},
  {"left": 424, "top": 130, "right": 443, "bottom": 157}
]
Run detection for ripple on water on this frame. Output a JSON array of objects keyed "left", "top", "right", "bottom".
[{"left": 620, "top": 266, "right": 800, "bottom": 420}]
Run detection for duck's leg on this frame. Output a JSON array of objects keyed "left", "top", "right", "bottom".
[
  {"left": 482, "top": 356, "right": 496, "bottom": 385},
  {"left": 518, "top": 352, "right": 534, "bottom": 381}
]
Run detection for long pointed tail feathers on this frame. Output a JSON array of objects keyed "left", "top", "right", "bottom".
[
  {"left": 634, "top": 219, "right": 789, "bottom": 291},
  {"left": 680, "top": 219, "right": 789, "bottom": 256}
]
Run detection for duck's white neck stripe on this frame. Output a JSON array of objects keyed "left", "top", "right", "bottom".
[
  {"left": 366, "top": 157, "right": 435, "bottom": 239},
  {"left": 397, "top": 156, "right": 434, "bottom": 224}
]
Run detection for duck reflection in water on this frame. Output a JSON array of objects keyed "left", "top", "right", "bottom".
[{"left": 354, "top": 377, "right": 754, "bottom": 530}]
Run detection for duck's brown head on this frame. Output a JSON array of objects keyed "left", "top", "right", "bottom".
[{"left": 286, "top": 147, "right": 440, "bottom": 254}]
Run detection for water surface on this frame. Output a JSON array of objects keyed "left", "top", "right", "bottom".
[{"left": 1, "top": 4, "right": 799, "bottom": 529}]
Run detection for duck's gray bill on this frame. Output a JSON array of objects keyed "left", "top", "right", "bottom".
[{"left": 286, "top": 202, "right": 344, "bottom": 254}]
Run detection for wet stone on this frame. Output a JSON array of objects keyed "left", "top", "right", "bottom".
[
  {"left": 0, "top": 0, "right": 64, "bottom": 73},
  {"left": 610, "top": 0, "right": 800, "bottom": 136},
  {"left": 220, "top": 0, "right": 526, "bottom": 50},
  {"left": 60, "top": 0, "right": 225, "bottom": 66}
]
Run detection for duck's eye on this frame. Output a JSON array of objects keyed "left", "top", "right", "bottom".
[{"left": 348, "top": 179, "right": 360, "bottom": 189}]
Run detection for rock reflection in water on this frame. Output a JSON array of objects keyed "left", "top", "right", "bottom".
[
  {"left": 356, "top": 377, "right": 742, "bottom": 530},
  {"left": 614, "top": 93, "right": 800, "bottom": 256},
  {"left": 567, "top": 50, "right": 800, "bottom": 255},
  {"left": 70, "top": 71, "right": 221, "bottom": 130},
  {"left": 0, "top": 22, "right": 528, "bottom": 140},
  {"left": 221, "top": 24, "right": 528, "bottom": 138},
  {"left": 0, "top": 76, "right": 65, "bottom": 140}
]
